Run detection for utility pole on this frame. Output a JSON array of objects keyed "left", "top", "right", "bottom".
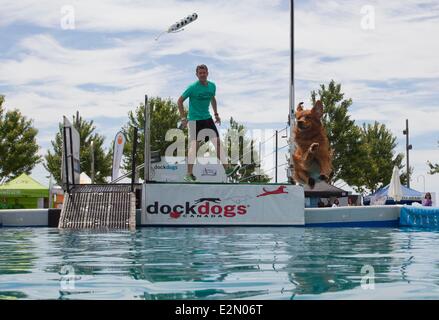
[
  {"left": 144, "top": 95, "right": 150, "bottom": 183},
  {"left": 90, "top": 140, "right": 95, "bottom": 184},
  {"left": 403, "top": 119, "right": 412, "bottom": 188},
  {"left": 288, "top": 0, "right": 296, "bottom": 184}
]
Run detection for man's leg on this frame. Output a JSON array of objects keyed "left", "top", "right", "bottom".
[
  {"left": 187, "top": 139, "right": 199, "bottom": 175},
  {"left": 185, "top": 120, "right": 199, "bottom": 181}
]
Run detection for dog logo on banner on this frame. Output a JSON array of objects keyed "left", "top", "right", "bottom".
[{"left": 257, "top": 186, "right": 289, "bottom": 198}]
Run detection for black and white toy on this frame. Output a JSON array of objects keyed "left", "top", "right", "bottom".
[{"left": 156, "top": 13, "right": 198, "bottom": 41}]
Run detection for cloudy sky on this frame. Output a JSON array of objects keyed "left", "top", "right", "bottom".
[{"left": 0, "top": 0, "right": 438, "bottom": 197}]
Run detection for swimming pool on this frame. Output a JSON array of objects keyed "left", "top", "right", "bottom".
[{"left": 1, "top": 227, "right": 439, "bottom": 300}]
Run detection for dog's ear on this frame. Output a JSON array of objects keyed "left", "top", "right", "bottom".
[
  {"left": 313, "top": 100, "right": 324, "bottom": 118},
  {"left": 296, "top": 102, "right": 304, "bottom": 112}
]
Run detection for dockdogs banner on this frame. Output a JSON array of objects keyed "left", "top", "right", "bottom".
[
  {"left": 112, "top": 131, "right": 126, "bottom": 181},
  {"left": 142, "top": 184, "right": 305, "bottom": 226}
]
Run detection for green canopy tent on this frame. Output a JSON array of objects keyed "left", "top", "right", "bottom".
[{"left": 0, "top": 174, "right": 49, "bottom": 209}]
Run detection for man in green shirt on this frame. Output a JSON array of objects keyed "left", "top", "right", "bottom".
[{"left": 177, "top": 64, "right": 238, "bottom": 182}]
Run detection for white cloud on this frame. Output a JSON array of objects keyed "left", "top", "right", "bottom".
[{"left": 0, "top": 34, "right": 177, "bottom": 128}]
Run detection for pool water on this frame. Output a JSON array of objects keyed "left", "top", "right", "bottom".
[{"left": 1, "top": 227, "right": 439, "bottom": 300}]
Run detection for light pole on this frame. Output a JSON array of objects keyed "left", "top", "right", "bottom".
[
  {"left": 144, "top": 95, "right": 150, "bottom": 183},
  {"left": 90, "top": 140, "right": 95, "bottom": 184},
  {"left": 417, "top": 175, "right": 425, "bottom": 192},
  {"left": 402, "top": 119, "right": 412, "bottom": 188},
  {"left": 288, "top": 0, "right": 296, "bottom": 184}
]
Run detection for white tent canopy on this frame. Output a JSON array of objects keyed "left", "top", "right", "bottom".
[
  {"left": 388, "top": 166, "right": 403, "bottom": 202},
  {"left": 80, "top": 172, "right": 92, "bottom": 184}
]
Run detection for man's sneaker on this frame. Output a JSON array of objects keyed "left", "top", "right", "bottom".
[
  {"left": 184, "top": 174, "right": 197, "bottom": 182},
  {"left": 225, "top": 164, "right": 240, "bottom": 177}
]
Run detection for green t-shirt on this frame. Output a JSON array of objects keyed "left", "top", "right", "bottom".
[{"left": 182, "top": 81, "right": 216, "bottom": 121}]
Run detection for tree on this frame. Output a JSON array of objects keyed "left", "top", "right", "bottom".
[
  {"left": 0, "top": 95, "right": 41, "bottom": 183},
  {"left": 310, "top": 80, "right": 364, "bottom": 185},
  {"left": 427, "top": 141, "right": 439, "bottom": 175},
  {"left": 44, "top": 113, "right": 112, "bottom": 184},
  {"left": 353, "top": 122, "right": 406, "bottom": 193},
  {"left": 223, "top": 117, "right": 270, "bottom": 183},
  {"left": 122, "top": 97, "right": 182, "bottom": 180}
]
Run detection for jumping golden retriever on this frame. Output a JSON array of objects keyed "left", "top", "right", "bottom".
[{"left": 293, "top": 100, "right": 332, "bottom": 188}]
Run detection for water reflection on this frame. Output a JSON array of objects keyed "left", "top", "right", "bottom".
[
  {"left": 1, "top": 227, "right": 439, "bottom": 299},
  {"left": 284, "top": 228, "right": 400, "bottom": 297},
  {"left": 0, "top": 229, "right": 37, "bottom": 275}
]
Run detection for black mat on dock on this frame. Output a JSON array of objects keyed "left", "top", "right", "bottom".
[{"left": 58, "top": 184, "right": 136, "bottom": 230}]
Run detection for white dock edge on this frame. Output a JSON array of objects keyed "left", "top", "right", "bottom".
[
  {"left": 305, "top": 205, "right": 401, "bottom": 227},
  {"left": 0, "top": 205, "right": 403, "bottom": 228},
  {"left": 0, "top": 209, "right": 49, "bottom": 227}
]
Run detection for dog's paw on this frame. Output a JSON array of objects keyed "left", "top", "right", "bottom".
[
  {"left": 308, "top": 177, "right": 316, "bottom": 189},
  {"left": 309, "top": 143, "right": 319, "bottom": 153},
  {"left": 319, "top": 174, "right": 329, "bottom": 182}
]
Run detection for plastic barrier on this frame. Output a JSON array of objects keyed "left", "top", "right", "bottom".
[{"left": 400, "top": 206, "right": 439, "bottom": 228}]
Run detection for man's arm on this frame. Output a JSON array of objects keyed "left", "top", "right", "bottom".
[
  {"left": 177, "top": 96, "right": 188, "bottom": 128},
  {"left": 211, "top": 96, "right": 218, "bottom": 114},
  {"left": 211, "top": 96, "right": 221, "bottom": 124},
  {"left": 177, "top": 96, "right": 186, "bottom": 119}
]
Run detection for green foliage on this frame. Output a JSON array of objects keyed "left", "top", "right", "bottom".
[
  {"left": 427, "top": 141, "right": 439, "bottom": 175},
  {"left": 355, "top": 122, "right": 406, "bottom": 193},
  {"left": 0, "top": 95, "right": 3, "bottom": 118},
  {"left": 122, "top": 97, "right": 182, "bottom": 180},
  {"left": 223, "top": 117, "right": 270, "bottom": 183},
  {"left": 44, "top": 113, "right": 112, "bottom": 185},
  {"left": 428, "top": 162, "right": 439, "bottom": 175},
  {"left": 0, "top": 95, "right": 41, "bottom": 183}
]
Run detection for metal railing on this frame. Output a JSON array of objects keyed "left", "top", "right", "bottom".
[{"left": 235, "top": 126, "right": 290, "bottom": 184}]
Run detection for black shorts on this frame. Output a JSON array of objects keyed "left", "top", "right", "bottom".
[{"left": 188, "top": 118, "right": 219, "bottom": 142}]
